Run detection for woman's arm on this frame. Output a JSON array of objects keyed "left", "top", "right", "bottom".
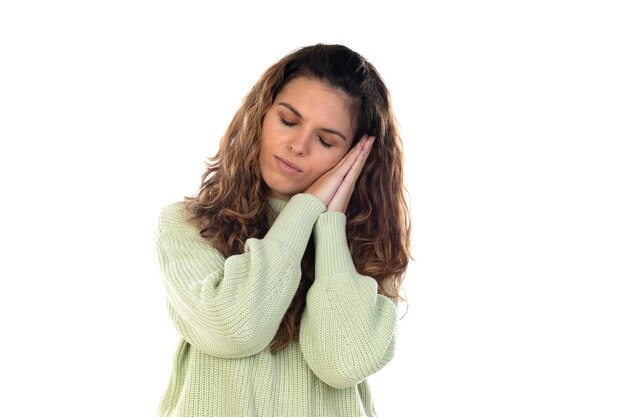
[
  {"left": 156, "top": 193, "right": 326, "bottom": 358},
  {"left": 299, "top": 212, "right": 398, "bottom": 389}
]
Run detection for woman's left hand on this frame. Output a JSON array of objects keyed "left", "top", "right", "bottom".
[{"left": 327, "top": 136, "right": 375, "bottom": 212}]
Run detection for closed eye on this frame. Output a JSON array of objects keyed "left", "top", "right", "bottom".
[
  {"left": 280, "top": 118, "right": 297, "bottom": 127},
  {"left": 318, "top": 137, "right": 332, "bottom": 148},
  {"left": 281, "top": 118, "right": 333, "bottom": 149}
]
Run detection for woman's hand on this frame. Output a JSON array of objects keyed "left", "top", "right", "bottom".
[
  {"left": 327, "top": 135, "right": 374, "bottom": 212},
  {"left": 305, "top": 135, "right": 375, "bottom": 212}
]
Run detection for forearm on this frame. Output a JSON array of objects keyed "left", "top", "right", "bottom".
[
  {"left": 299, "top": 212, "right": 397, "bottom": 388},
  {"left": 157, "top": 194, "right": 326, "bottom": 357}
]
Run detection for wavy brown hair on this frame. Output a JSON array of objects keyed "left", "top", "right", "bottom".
[{"left": 182, "top": 44, "right": 411, "bottom": 353}]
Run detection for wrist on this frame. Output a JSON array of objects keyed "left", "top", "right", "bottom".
[{"left": 313, "top": 212, "right": 357, "bottom": 277}]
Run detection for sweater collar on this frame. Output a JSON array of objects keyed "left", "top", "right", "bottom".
[{"left": 267, "top": 196, "right": 288, "bottom": 214}]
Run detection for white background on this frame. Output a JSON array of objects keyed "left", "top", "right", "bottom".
[{"left": 1, "top": 1, "right": 625, "bottom": 416}]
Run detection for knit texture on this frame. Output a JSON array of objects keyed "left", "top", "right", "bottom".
[{"left": 155, "top": 193, "right": 398, "bottom": 417}]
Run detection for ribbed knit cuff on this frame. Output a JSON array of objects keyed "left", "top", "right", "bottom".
[
  {"left": 264, "top": 193, "right": 326, "bottom": 260},
  {"left": 313, "top": 212, "right": 358, "bottom": 278}
]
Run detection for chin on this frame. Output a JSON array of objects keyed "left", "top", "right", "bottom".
[
  {"left": 263, "top": 178, "right": 298, "bottom": 200},
  {"left": 269, "top": 186, "right": 299, "bottom": 201}
]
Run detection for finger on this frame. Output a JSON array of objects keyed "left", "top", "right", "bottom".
[
  {"left": 343, "top": 136, "right": 374, "bottom": 184},
  {"left": 327, "top": 138, "right": 373, "bottom": 212},
  {"left": 304, "top": 135, "right": 371, "bottom": 206},
  {"left": 327, "top": 134, "right": 368, "bottom": 177},
  {"left": 340, "top": 145, "right": 368, "bottom": 188}
]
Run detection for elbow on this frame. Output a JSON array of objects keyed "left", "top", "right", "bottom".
[
  {"left": 217, "top": 322, "right": 276, "bottom": 358},
  {"left": 306, "top": 338, "right": 396, "bottom": 389},
  {"left": 168, "top": 301, "right": 275, "bottom": 358},
  {"left": 317, "top": 372, "right": 363, "bottom": 390},
  {"left": 182, "top": 324, "right": 274, "bottom": 359},
  {"left": 195, "top": 319, "right": 278, "bottom": 358}
]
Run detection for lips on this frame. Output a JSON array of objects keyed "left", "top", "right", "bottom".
[{"left": 275, "top": 156, "right": 303, "bottom": 173}]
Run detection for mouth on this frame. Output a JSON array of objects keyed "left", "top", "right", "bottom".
[{"left": 275, "top": 156, "right": 303, "bottom": 173}]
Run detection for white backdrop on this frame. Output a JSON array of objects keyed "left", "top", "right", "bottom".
[{"left": 1, "top": 1, "right": 624, "bottom": 416}]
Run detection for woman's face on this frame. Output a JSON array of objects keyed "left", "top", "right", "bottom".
[{"left": 259, "top": 77, "right": 356, "bottom": 201}]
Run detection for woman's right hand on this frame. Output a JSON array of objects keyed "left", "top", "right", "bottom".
[{"left": 304, "top": 135, "right": 369, "bottom": 207}]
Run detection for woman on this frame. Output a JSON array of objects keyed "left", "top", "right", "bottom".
[{"left": 155, "top": 43, "right": 410, "bottom": 417}]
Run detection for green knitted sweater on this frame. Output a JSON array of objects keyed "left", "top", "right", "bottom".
[{"left": 155, "top": 193, "right": 397, "bottom": 417}]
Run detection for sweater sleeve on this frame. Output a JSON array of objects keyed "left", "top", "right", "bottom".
[
  {"left": 156, "top": 193, "right": 326, "bottom": 358},
  {"left": 299, "top": 212, "right": 398, "bottom": 389}
]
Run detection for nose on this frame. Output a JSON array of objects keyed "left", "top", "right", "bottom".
[{"left": 288, "top": 130, "right": 311, "bottom": 156}]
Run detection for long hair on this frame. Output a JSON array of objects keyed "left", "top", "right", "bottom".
[{"left": 183, "top": 44, "right": 411, "bottom": 353}]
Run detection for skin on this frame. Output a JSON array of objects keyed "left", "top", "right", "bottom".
[{"left": 259, "top": 76, "right": 374, "bottom": 212}]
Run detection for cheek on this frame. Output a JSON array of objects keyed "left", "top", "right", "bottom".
[
  {"left": 311, "top": 151, "right": 347, "bottom": 177},
  {"left": 328, "top": 147, "right": 350, "bottom": 168}
]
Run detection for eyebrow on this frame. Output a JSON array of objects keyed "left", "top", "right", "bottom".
[{"left": 277, "top": 102, "right": 348, "bottom": 142}]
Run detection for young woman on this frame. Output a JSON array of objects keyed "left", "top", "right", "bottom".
[{"left": 155, "top": 43, "right": 411, "bottom": 417}]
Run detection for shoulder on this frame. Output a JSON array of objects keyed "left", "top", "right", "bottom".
[
  {"left": 155, "top": 201, "right": 221, "bottom": 259},
  {"left": 158, "top": 201, "right": 185, "bottom": 222},
  {"left": 154, "top": 204, "right": 227, "bottom": 277},
  {"left": 157, "top": 201, "right": 199, "bottom": 237}
]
